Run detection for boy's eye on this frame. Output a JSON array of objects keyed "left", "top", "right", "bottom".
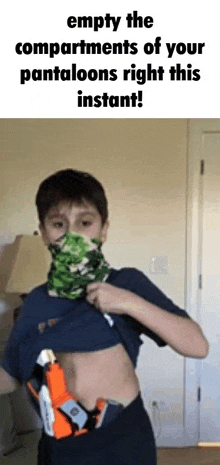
[
  {"left": 82, "top": 221, "right": 92, "bottom": 227},
  {"left": 53, "top": 222, "right": 64, "bottom": 228}
]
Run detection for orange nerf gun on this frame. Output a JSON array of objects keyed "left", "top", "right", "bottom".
[{"left": 27, "top": 349, "right": 106, "bottom": 439}]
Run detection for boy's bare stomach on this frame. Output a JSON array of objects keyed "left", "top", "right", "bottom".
[{"left": 55, "top": 343, "right": 140, "bottom": 411}]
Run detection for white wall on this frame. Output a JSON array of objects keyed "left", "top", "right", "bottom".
[{"left": 0, "top": 119, "right": 188, "bottom": 444}]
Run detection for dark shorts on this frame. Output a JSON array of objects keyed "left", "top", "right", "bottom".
[{"left": 37, "top": 394, "right": 156, "bottom": 465}]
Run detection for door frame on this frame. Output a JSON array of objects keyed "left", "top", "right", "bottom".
[{"left": 185, "top": 119, "right": 220, "bottom": 445}]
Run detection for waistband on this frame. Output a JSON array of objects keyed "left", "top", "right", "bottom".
[{"left": 40, "top": 393, "right": 152, "bottom": 450}]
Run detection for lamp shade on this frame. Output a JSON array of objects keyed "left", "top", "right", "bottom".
[{"left": 5, "top": 235, "right": 51, "bottom": 294}]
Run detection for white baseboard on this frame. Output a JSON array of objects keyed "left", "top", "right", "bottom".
[{"left": 198, "top": 442, "right": 220, "bottom": 448}]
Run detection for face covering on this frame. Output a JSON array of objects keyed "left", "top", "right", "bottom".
[{"left": 47, "top": 232, "right": 111, "bottom": 300}]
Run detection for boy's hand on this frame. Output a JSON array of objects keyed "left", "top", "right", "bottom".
[
  {"left": 86, "top": 282, "right": 136, "bottom": 315},
  {"left": 86, "top": 282, "right": 209, "bottom": 358}
]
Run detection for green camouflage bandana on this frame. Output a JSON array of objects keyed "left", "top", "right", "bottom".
[{"left": 47, "top": 232, "right": 111, "bottom": 299}]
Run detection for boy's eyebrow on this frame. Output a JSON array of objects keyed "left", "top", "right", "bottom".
[
  {"left": 47, "top": 211, "right": 97, "bottom": 220},
  {"left": 77, "top": 212, "right": 97, "bottom": 218},
  {"left": 47, "top": 213, "right": 65, "bottom": 220}
]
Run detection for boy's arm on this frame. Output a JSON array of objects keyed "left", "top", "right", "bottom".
[
  {"left": 124, "top": 294, "right": 209, "bottom": 358},
  {"left": 86, "top": 282, "right": 209, "bottom": 359},
  {"left": 0, "top": 366, "right": 20, "bottom": 395}
]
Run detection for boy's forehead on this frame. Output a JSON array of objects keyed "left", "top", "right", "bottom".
[{"left": 46, "top": 201, "right": 99, "bottom": 218}]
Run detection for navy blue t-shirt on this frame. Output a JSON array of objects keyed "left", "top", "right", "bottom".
[{"left": 2, "top": 268, "right": 190, "bottom": 383}]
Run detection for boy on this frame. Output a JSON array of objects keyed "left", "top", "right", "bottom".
[{"left": 2, "top": 169, "right": 208, "bottom": 465}]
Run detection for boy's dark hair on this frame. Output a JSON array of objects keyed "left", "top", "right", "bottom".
[{"left": 36, "top": 169, "right": 108, "bottom": 225}]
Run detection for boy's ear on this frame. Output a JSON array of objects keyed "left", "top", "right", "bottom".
[
  {"left": 100, "top": 220, "right": 109, "bottom": 244},
  {"left": 39, "top": 223, "right": 48, "bottom": 246}
]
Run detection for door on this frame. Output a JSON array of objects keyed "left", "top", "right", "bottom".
[
  {"left": 186, "top": 120, "right": 220, "bottom": 444},
  {"left": 199, "top": 133, "right": 220, "bottom": 442}
]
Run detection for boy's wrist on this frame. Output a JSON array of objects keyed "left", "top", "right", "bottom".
[{"left": 122, "top": 293, "right": 147, "bottom": 317}]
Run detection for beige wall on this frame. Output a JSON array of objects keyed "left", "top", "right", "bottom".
[{"left": 0, "top": 119, "right": 188, "bottom": 443}]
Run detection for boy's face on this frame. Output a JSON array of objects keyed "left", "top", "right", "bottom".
[{"left": 40, "top": 201, "right": 109, "bottom": 246}]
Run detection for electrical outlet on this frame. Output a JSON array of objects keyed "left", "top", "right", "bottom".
[
  {"left": 152, "top": 400, "right": 169, "bottom": 411},
  {"left": 158, "top": 401, "right": 166, "bottom": 410},
  {"left": 158, "top": 401, "right": 170, "bottom": 412},
  {"left": 149, "top": 256, "right": 168, "bottom": 274}
]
